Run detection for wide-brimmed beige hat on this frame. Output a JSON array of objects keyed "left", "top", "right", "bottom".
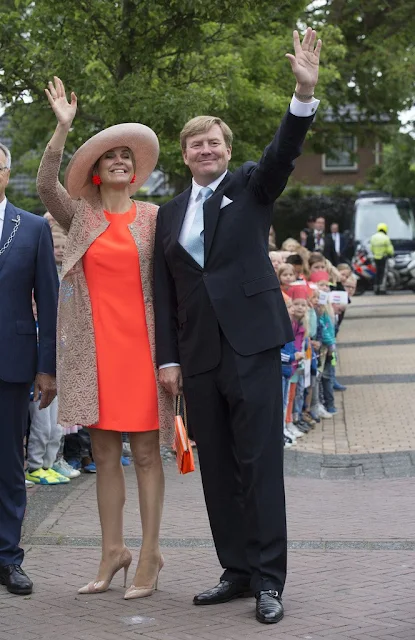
[{"left": 64, "top": 123, "right": 159, "bottom": 200}]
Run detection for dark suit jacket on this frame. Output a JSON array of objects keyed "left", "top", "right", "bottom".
[
  {"left": 154, "top": 109, "right": 314, "bottom": 377},
  {"left": 0, "top": 201, "right": 59, "bottom": 383},
  {"left": 306, "top": 231, "right": 339, "bottom": 266},
  {"left": 331, "top": 232, "right": 347, "bottom": 259},
  {"left": 338, "top": 232, "right": 346, "bottom": 256}
]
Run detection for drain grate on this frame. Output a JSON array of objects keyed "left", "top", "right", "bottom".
[{"left": 320, "top": 464, "right": 364, "bottom": 479}]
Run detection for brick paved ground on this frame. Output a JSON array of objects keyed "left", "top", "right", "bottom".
[
  {"left": 293, "top": 292, "right": 415, "bottom": 455},
  {"left": 1, "top": 292, "right": 415, "bottom": 639},
  {"left": 5, "top": 467, "right": 415, "bottom": 640}
]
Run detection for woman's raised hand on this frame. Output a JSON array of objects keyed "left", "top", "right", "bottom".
[{"left": 45, "top": 76, "right": 77, "bottom": 128}]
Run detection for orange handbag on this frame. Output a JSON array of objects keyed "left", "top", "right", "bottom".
[{"left": 175, "top": 396, "right": 195, "bottom": 474}]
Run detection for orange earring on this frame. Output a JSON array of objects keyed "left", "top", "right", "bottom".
[
  {"left": 130, "top": 174, "right": 136, "bottom": 184},
  {"left": 92, "top": 175, "right": 101, "bottom": 186}
]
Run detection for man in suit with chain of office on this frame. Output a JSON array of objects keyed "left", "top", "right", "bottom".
[
  {"left": 0, "top": 142, "right": 58, "bottom": 595},
  {"left": 154, "top": 28, "right": 322, "bottom": 624}
]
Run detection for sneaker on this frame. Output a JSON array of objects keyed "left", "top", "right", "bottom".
[
  {"left": 25, "top": 479, "right": 35, "bottom": 488},
  {"left": 284, "top": 428, "right": 296, "bottom": 443},
  {"left": 53, "top": 459, "right": 81, "bottom": 479},
  {"left": 318, "top": 404, "right": 333, "bottom": 419},
  {"left": 293, "top": 418, "right": 311, "bottom": 433},
  {"left": 284, "top": 436, "right": 293, "bottom": 449},
  {"left": 122, "top": 442, "right": 131, "bottom": 457},
  {"left": 66, "top": 459, "right": 82, "bottom": 471},
  {"left": 333, "top": 382, "right": 347, "bottom": 391},
  {"left": 286, "top": 423, "right": 304, "bottom": 438},
  {"left": 82, "top": 457, "right": 96, "bottom": 473},
  {"left": 295, "top": 423, "right": 310, "bottom": 434},
  {"left": 302, "top": 412, "right": 317, "bottom": 427},
  {"left": 45, "top": 468, "right": 70, "bottom": 484},
  {"left": 26, "top": 468, "right": 64, "bottom": 485},
  {"left": 309, "top": 410, "right": 320, "bottom": 423},
  {"left": 326, "top": 407, "right": 338, "bottom": 415},
  {"left": 121, "top": 456, "right": 131, "bottom": 466}
]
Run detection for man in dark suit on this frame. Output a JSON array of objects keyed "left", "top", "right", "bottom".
[
  {"left": 154, "top": 28, "right": 321, "bottom": 624},
  {"left": 330, "top": 221, "right": 346, "bottom": 262},
  {"left": 300, "top": 214, "right": 316, "bottom": 246},
  {"left": 0, "top": 142, "right": 59, "bottom": 595},
  {"left": 305, "top": 215, "right": 339, "bottom": 265}
]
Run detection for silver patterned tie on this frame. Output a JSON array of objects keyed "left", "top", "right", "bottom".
[{"left": 184, "top": 186, "right": 213, "bottom": 266}]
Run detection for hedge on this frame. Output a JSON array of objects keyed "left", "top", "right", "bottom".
[{"left": 272, "top": 187, "right": 356, "bottom": 245}]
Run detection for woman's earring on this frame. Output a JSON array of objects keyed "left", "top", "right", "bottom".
[{"left": 92, "top": 175, "right": 102, "bottom": 186}]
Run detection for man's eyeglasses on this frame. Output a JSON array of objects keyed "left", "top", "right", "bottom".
[{"left": 0, "top": 166, "right": 9, "bottom": 172}]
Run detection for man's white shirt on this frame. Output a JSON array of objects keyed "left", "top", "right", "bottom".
[
  {"left": 289, "top": 94, "right": 319, "bottom": 118},
  {"left": 178, "top": 171, "right": 228, "bottom": 247},
  {"left": 160, "top": 94, "right": 319, "bottom": 369},
  {"left": 0, "top": 197, "right": 7, "bottom": 241},
  {"left": 332, "top": 232, "right": 341, "bottom": 255}
]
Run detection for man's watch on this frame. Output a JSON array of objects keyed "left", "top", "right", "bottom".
[{"left": 294, "top": 90, "right": 315, "bottom": 101}]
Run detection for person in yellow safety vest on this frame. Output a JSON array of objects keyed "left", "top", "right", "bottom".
[{"left": 370, "top": 223, "right": 394, "bottom": 294}]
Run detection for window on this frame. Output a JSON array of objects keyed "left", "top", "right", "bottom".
[{"left": 322, "top": 134, "right": 358, "bottom": 172}]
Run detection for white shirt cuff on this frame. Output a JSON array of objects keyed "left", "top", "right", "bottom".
[
  {"left": 159, "top": 362, "right": 180, "bottom": 369},
  {"left": 289, "top": 95, "right": 320, "bottom": 118}
]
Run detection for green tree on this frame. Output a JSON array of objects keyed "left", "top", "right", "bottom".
[
  {"left": 308, "top": 0, "right": 415, "bottom": 123},
  {"left": 0, "top": 0, "right": 344, "bottom": 193},
  {"left": 369, "top": 132, "right": 415, "bottom": 198}
]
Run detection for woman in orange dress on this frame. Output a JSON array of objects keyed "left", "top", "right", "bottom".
[{"left": 37, "top": 77, "right": 174, "bottom": 599}]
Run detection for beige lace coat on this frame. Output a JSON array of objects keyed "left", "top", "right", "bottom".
[{"left": 37, "top": 145, "right": 174, "bottom": 445}]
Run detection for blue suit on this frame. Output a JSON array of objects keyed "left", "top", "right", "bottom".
[{"left": 0, "top": 200, "right": 58, "bottom": 566}]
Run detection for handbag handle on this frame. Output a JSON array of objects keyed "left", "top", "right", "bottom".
[{"left": 175, "top": 395, "right": 188, "bottom": 435}]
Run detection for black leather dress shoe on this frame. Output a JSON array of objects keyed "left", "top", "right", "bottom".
[
  {"left": 194, "top": 580, "right": 253, "bottom": 605},
  {"left": 255, "top": 590, "right": 284, "bottom": 624},
  {"left": 0, "top": 564, "right": 33, "bottom": 595}
]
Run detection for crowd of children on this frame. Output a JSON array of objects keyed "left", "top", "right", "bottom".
[{"left": 272, "top": 239, "right": 357, "bottom": 448}]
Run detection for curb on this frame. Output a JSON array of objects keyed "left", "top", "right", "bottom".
[{"left": 284, "top": 449, "right": 415, "bottom": 479}]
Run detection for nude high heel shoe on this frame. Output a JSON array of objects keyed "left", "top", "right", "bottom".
[
  {"left": 124, "top": 557, "right": 164, "bottom": 600},
  {"left": 78, "top": 548, "right": 132, "bottom": 594}
]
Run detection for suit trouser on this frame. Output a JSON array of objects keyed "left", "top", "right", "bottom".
[
  {"left": 183, "top": 333, "right": 286, "bottom": 594},
  {"left": 0, "top": 378, "right": 31, "bottom": 566}
]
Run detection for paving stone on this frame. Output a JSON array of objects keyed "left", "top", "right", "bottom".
[
  {"left": 292, "top": 293, "right": 415, "bottom": 462},
  {"left": 3, "top": 293, "right": 415, "bottom": 638},
  {"left": 3, "top": 546, "right": 415, "bottom": 640}
]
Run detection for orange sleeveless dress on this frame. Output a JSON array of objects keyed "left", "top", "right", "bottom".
[{"left": 82, "top": 203, "right": 159, "bottom": 432}]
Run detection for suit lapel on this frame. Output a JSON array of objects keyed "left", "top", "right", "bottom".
[
  {"left": 0, "top": 201, "right": 20, "bottom": 277},
  {"left": 203, "top": 172, "right": 231, "bottom": 263},
  {"left": 172, "top": 187, "right": 191, "bottom": 243},
  {"left": 172, "top": 171, "right": 232, "bottom": 268}
]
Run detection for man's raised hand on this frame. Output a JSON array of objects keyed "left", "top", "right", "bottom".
[{"left": 286, "top": 27, "right": 322, "bottom": 96}]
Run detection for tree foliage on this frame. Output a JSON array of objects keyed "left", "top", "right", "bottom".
[
  {"left": 0, "top": 0, "right": 343, "bottom": 191},
  {"left": 369, "top": 132, "right": 415, "bottom": 198},
  {"left": 3, "top": 0, "right": 413, "bottom": 199},
  {"left": 308, "top": 0, "right": 415, "bottom": 123}
]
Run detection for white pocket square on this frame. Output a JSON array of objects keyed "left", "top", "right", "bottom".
[{"left": 220, "top": 195, "right": 233, "bottom": 209}]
